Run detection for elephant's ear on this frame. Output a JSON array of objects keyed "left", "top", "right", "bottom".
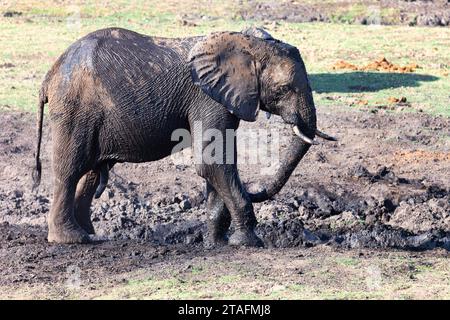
[{"left": 188, "top": 32, "right": 260, "bottom": 122}]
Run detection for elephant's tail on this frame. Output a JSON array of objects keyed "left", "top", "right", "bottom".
[{"left": 32, "top": 83, "right": 48, "bottom": 191}]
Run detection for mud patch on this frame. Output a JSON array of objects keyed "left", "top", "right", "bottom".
[
  {"left": 253, "top": 165, "right": 449, "bottom": 250},
  {"left": 239, "top": 0, "right": 450, "bottom": 27},
  {"left": 392, "top": 150, "right": 450, "bottom": 166},
  {"left": 80, "top": 163, "right": 449, "bottom": 251},
  {"left": 0, "top": 63, "right": 15, "bottom": 69},
  {"left": 0, "top": 107, "right": 449, "bottom": 283},
  {"left": 0, "top": 107, "right": 449, "bottom": 293},
  {"left": 3, "top": 11, "right": 22, "bottom": 18},
  {"left": 0, "top": 221, "right": 202, "bottom": 287},
  {"left": 332, "top": 57, "right": 419, "bottom": 73}
]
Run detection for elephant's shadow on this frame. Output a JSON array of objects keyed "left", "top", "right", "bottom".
[{"left": 309, "top": 71, "right": 439, "bottom": 93}]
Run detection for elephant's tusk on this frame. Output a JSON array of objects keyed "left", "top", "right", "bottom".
[
  {"left": 293, "top": 126, "right": 318, "bottom": 145},
  {"left": 315, "top": 129, "right": 337, "bottom": 141}
]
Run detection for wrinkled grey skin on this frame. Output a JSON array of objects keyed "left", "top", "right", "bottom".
[{"left": 33, "top": 27, "right": 333, "bottom": 247}]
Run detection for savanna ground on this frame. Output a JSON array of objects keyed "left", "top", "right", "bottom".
[{"left": 0, "top": 0, "right": 449, "bottom": 299}]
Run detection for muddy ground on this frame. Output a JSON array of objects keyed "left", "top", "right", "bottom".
[
  {"left": 0, "top": 102, "right": 449, "bottom": 295},
  {"left": 239, "top": 0, "right": 450, "bottom": 27}
]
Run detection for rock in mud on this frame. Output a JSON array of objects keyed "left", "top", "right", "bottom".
[
  {"left": 257, "top": 218, "right": 323, "bottom": 248},
  {"left": 3, "top": 11, "right": 22, "bottom": 18},
  {"left": 179, "top": 199, "right": 192, "bottom": 211},
  {"left": 388, "top": 199, "right": 450, "bottom": 233},
  {"left": 348, "top": 164, "right": 372, "bottom": 179}
]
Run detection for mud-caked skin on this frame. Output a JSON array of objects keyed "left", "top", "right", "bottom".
[{"left": 33, "top": 27, "right": 332, "bottom": 247}]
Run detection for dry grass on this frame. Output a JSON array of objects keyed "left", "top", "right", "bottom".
[{"left": 1, "top": 246, "right": 449, "bottom": 300}]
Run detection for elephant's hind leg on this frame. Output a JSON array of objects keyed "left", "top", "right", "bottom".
[
  {"left": 74, "top": 170, "right": 99, "bottom": 235},
  {"left": 47, "top": 124, "right": 92, "bottom": 244},
  {"left": 48, "top": 174, "right": 90, "bottom": 244},
  {"left": 204, "top": 182, "right": 231, "bottom": 248}
]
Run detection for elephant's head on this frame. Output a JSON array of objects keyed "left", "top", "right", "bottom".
[{"left": 188, "top": 28, "right": 336, "bottom": 202}]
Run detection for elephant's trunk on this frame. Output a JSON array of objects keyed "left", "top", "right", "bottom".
[
  {"left": 247, "top": 90, "right": 317, "bottom": 203},
  {"left": 248, "top": 136, "right": 311, "bottom": 202}
]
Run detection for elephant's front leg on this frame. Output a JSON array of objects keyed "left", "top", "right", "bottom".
[
  {"left": 199, "top": 164, "right": 263, "bottom": 247},
  {"left": 191, "top": 110, "right": 263, "bottom": 247},
  {"left": 204, "top": 182, "right": 231, "bottom": 247}
]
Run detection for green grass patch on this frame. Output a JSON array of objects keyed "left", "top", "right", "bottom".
[
  {"left": 0, "top": 1, "right": 448, "bottom": 116},
  {"left": 336, "top": 257, "right": 360, "bottom": 267}
]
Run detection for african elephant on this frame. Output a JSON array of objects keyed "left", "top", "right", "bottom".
[{"left": 32, "top": 27, "right": 335, "bottom": 247}]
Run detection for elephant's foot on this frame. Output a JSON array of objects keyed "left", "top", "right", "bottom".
[
  {"left": 75, "top": 214, "right": 95, "bottom": 235},
  {"left": 203, "top": 232, "right": 228, "bottom": 249},
  {"left": 229, "top": 229, "right": 263, "bottom": 247},
  {"left": 48, "top": 222, "right": 91, "bottom": 244}
]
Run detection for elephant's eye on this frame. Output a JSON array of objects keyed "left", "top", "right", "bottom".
[{"left": 278, "top": 84, "right": 290, "bottom": 95}]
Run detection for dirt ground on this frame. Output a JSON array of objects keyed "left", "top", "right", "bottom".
[
  {"left": 0, "top": 101, "right": 449, "bottom": 299},
  {"left": 239, "top": 0, "right": 450, "bottom": 26}
]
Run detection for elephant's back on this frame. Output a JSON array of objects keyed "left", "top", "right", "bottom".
[
  {"left": 44, "top": 28, "right": 193, "bottom": 108},
  {"left": 92, "top": 29, "right": 187, "bottom": 85},
  {"left": 90, "top": 29, "right": 197, "bottom": 111},
  {"left": 45, "top": 27, "right": 193, "bottom": 86}
]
